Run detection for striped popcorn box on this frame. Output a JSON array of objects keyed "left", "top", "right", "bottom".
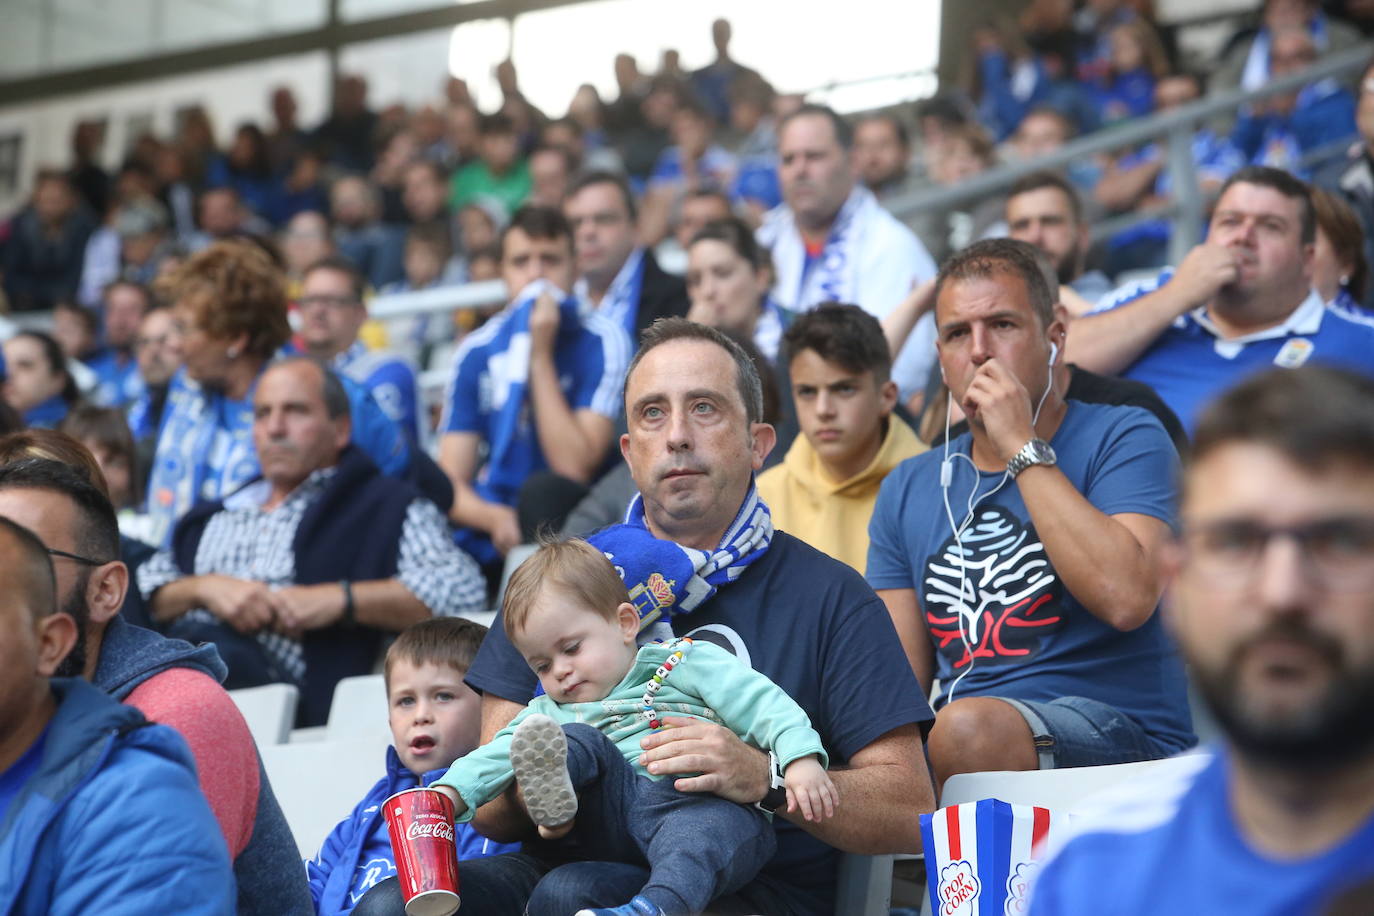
[{"left": 919, "top": 798, "right": 1066, "bottom": 916}]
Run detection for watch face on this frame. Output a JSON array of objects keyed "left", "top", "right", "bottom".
[{"left": 1029, "top": 440, "right": 1055, "bottom": 463}]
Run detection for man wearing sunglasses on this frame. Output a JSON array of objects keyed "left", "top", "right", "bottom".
[{"left": 1029, "top": 366, "right": 1374, "bottom": 915}]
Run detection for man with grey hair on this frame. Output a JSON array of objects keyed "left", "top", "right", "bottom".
[
  {"left": 868, "top": 238, "right": 1194, "bottom": 791},
  {"left": 138, "top": 357, "right": 485, "bottom": 724}
]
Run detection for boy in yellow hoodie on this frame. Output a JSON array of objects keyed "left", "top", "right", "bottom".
[{"left": 758, "top": 303, "right": 926, "bottom": 571}]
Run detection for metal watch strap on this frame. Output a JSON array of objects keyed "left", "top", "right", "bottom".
[{"left": 1007, "top": 438, "right": 1055, "bottom": 478}]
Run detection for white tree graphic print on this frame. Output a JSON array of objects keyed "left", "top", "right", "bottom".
[{"left": 922, "top": 505, "right": 1064, "bottom": 669}]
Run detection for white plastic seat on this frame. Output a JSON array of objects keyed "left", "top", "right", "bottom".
[
  {"left": 324, "top": 673, "right": 392, "bottom": 745},
  {"left": 260, "top": 737, "right": 386, "bottom": 857},
  {"left": 228, "top": 683, "right": 298, "bottom": 747},
  {"left": 494, "top": 543, "right": 539, "bottom": 613}
]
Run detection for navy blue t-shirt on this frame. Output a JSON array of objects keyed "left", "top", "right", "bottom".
[
  {"left": 1029, "top": 750, "right": 1374, "bottom": 915},
  {"left": 867, "top": 400, "right": 1193, "bottom": 753},
  {"left": 466, "top": 531, "right": 934, "bottom": 914}
]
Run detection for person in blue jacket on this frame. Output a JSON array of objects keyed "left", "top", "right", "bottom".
[
  {"left": 307, "top": 618, "right": 517, "bottom": 915},
  {"left": 0, "top": 516, "right": 234, "bottom": 914}
]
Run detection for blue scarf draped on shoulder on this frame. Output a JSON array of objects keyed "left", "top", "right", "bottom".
[{"left": 588, "top": 484, "right": 773, "bottom": 644}]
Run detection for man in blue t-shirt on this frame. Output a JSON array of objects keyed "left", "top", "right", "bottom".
[
  {"left": 868, "top": 239, "right": 1194, "bottom": 790},
  {"left": 296, "top": 255, "right": 423, "bottom": 444},
  {"left": 1067, "top": 165, "right": 1374, "bottom": 433},
  {"left": 359, "top": 319, "right": 935, "bottom": 916},
  {"left": 437, "top": 206, "right": 630, "bottom": 567},
  {"left": 1029, "top": 367, "right": 1374, "bottom": 915}
]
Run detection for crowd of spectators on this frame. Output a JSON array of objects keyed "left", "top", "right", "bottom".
[{"left": 2, "top": 4, "right": 1374, "bottom": 914}]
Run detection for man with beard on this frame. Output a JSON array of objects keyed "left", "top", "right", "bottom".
[
  {"left": 1005, "top": 171, "right": 1111, "bottom": 310},
  {"left": 1066, "top": 166, "right": 1374, "bottom": 433},
  {"left": 0, "top": 455, "right": 311, "bottom": 914},
  {"left": 1029, "top": 366, "right": 1374, "bottom": 915}
]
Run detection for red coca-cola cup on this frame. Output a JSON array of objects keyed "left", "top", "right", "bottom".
[{"left": 384, "top": 787, "right": 461, "bottom": 916}]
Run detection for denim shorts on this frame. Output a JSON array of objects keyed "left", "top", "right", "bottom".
[{"left": 999, "top": 696, "right": 1167, "bottom": 769}]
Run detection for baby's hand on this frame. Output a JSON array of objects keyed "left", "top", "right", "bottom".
[{"left": 783, "top": 756, "right": 837, "bottom": 823}]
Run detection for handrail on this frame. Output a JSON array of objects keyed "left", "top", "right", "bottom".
[{"left": 884, "top": 41, "right": 1374, "bottom": 264}]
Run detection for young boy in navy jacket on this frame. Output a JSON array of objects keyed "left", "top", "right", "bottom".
[{"left": 307, "top": 618, "right": 518, "bottom": 915}]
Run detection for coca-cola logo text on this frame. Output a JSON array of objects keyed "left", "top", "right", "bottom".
[{"left": 406, "top": 819, "right": 455, "bottom": 843}]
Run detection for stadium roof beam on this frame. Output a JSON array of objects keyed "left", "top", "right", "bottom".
[{"left": 0, "top": 0, "right": 583, "bottom": 107}]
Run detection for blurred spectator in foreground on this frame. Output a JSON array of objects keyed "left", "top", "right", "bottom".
[
  {"left": 728, "top": 71, "right": 782, "bottom": 217},
  {"left": 59, "top": 405, "right": 142, "bottom": 513},
  {"left": 1315, "top": 58, "right": 1374, "bottom": 290},
  {"left": 331, "top": 175, "right": 405, "bottom": 289},
  {"left": 1310, "top": 186, "right": 1369, "bottom": 311},
  {"left": 0, "top": 516, "right": 235, "bottom": 913},
  {"left": 1231, "top": 27, "right": 1356, "bottom": 177},
  {"left": 2, "top": 170, "right": 96, "bottom": 312},
  {"left": 449, "top": 113, "right": 530, "bottom": 217},
  {"left": 2, "top": 330, "right": 82, "bottom": 428}
]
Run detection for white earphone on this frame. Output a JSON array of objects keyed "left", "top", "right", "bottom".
[{"left": 1049, "top": 340, "right": 1059, "bottom": 366}]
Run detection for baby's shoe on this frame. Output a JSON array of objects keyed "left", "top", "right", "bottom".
[
  {"left": 508, "top": 713, "right": 577, "bottom": 827},
  {"left": 573, "top": 895, "right": 665, "bottom": 916}
]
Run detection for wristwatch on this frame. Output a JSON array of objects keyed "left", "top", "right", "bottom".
[
  {"left": 754, "top": 751, "right": 788, "bottom": 814},
  {"left": 1006, "top": 438, "right": 1057, "bottom": 478}
]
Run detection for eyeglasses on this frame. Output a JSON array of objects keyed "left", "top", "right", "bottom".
[
  {"left": 1179, "top": 516, "right": 1374, "bottom": 591},
  {"left": 46, "top": 547, "right": 111, "bottom": 566},
  {"left": 297, "top": 294, "right": 360, "bottom": 309}
]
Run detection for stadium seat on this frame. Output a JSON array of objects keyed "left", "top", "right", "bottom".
[
  {"left": 260, "top": 737, "right": 385, "bottom": 857},
  {"left": 325, "top": 673, "right": 393, "bottom": 745},
  {"left": 228, "top": 683, "right": 298, "bottom": 747},
  {"left": 836, "top": 853, "right": 894, "bottom": 915},
  {"left": 494, "top": 543, "right": 539, "bottom": 612}
]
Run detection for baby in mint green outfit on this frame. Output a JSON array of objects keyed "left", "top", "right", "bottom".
[{"left": 431, "top": 538, "right": 836, "bottom": 916}]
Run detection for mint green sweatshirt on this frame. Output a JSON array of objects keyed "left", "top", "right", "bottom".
[{"left": 435, "top": 638, "right": 827, "bottom": 822}]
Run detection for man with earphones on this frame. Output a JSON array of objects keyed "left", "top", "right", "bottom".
[{"left": 867, "top": 239, "right": 1195, "bottom": 789}]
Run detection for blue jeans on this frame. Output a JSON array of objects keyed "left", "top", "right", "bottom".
[
  {"left": 354, "top": 723, "right": 806, "bottom": 916},
  {"left": 1000, "top": 696, "right": 1166, "bottom": 769}
]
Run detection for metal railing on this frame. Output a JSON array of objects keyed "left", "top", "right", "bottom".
[{"left": 884, "top": 42, "right": 1374, "bottom": 265}]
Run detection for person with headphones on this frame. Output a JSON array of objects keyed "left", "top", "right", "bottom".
[{"left": 865, "top": 239, "right": 1196, "bottom": 790}]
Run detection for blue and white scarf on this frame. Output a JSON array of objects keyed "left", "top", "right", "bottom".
[
  {"left": 589, "top": 484, "right": 773, "bottom": 644},
  {"left": 758, "top": 185, "right": 878, "bottom": 311}
]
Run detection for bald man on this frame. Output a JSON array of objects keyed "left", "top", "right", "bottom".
[{"left": 0, "top": 516, "right": 233, "bottom": 912}]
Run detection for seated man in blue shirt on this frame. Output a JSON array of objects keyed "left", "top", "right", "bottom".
[
  {"left": 1029, "top": 366, "right": 1374, "bottom": 916},
  {"left": 437, "top": 206, "right": 629, "bottom": 567},
  {"left": 1068, "top": 166, "right": 1374, "bottom": 433},
  {"left": 0, "top": 515, "right": 234, "bottom": 913},
  {"left": 297, "top": 255, "right": 424, "bottom": 443},
  {"left": 868, "top": 239, "right": 1194, "bottom": 790}
]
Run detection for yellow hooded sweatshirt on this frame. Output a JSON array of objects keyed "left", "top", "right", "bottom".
[{"left": 757, "top": 415, "right": 926, "bottom": 573}]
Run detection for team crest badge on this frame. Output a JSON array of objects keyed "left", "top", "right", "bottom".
[
  {"left": 629, "top": 572, "right": 676, "bottom": 627},
  {"left": 1273, "top": 338, "right": 1313, "bottom": 369}
]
